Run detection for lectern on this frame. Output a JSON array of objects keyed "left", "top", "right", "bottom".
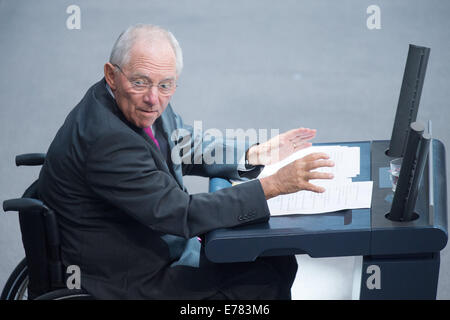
[{"left": 204, "top": 45, "right": 448, "bottom": 299}]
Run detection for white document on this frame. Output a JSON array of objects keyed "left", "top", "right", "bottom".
[
  {"left": 258, "top": 145, "right": 360, "bottom": 181},
  {"left": 256, "top": 145, "right": 373, "bottom": 216},
  {"left": 267, "top": 180, "right": 373, "bottom": 215}
]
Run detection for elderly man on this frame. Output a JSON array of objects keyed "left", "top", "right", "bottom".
[{"left": 38, "top": 24, "right": 334, "bottom": 299}]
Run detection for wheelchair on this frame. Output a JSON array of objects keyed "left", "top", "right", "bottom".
[{"left": 1, "top": 153, "right": 93, "bottom": 300}]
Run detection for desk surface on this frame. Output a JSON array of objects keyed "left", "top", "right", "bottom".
[{"left": 204, "top": 140, "right": 448, "bottom": 263}]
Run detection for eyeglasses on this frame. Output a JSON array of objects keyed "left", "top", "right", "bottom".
[{"left": 113, "top": 64, "right": 177, "bottom": 96}]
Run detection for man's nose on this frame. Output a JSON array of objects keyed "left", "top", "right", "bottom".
[{"left": 143, "top": 86, "right": 159, "bottom": 105}]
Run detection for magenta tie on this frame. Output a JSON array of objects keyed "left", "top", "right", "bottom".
[{"left": 144, "top": 127, "right": 160, "bottom": 150}]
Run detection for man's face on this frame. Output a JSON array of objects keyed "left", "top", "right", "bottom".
[{"left": 106, "top": 40, "right": 177, "bottom": 128}]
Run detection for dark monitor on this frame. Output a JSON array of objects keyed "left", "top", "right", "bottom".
[{"left": 387, "top": 44, "right": 430, "bottom": 157}]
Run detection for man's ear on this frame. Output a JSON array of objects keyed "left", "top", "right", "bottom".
[{"left": 104, "top": 62, "right": 117, "bottom": 90}]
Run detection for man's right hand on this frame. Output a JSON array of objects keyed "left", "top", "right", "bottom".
[{"left": 259, "top": 152, "right": 335, "bottom": 200}]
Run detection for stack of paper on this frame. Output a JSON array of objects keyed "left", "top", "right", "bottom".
[
  {"left": 258, "top": 145, "right": 360, "bottom": 181},
  {"left": 267, "top": 180, "right": 373, "bottom": 215},
  {"left": 258, "top": 145, "right": 373, "bottom": 216}
]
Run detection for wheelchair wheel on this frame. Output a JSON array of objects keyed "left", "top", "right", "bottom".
[
  {"left": 1, "top": 258, "right": 29, "bottom": 300},
  {"left": 35, "top": 289, "right": 93, "bottom": 300}
]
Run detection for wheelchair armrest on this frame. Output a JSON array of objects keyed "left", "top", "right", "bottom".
[
  {"left": 3, "top": 197, "right": 60, "bottom": 256},
  {"left": 15, "top": 153, "right": 46, "bottom": 166},
  {"left": 3, "top": 198, "right": 48, "bottom": 213}
]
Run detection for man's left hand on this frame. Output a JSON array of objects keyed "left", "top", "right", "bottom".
[{"left": 247, "top": 127, "right": 316, "bottom": 166}]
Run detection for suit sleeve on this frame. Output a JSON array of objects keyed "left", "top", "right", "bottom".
[{"left": 85, "top": 131, "right": 270, "bottom": 239}]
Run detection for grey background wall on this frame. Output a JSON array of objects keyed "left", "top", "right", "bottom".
[{"left": 1, "top": 0, "right": 449, "bottom": 299}]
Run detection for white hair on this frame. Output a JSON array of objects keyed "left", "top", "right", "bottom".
[{"left": 109, "top": 24, "right": 183, "bottom": 76}]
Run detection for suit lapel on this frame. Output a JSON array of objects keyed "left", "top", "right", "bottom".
[{"left": 158, "top": 106, "right": 184, "bottom": 189}]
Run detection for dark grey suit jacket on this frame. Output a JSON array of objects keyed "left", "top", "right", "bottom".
[{"left": 37, "top": 78, "right": 270, "bottom": 299}]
